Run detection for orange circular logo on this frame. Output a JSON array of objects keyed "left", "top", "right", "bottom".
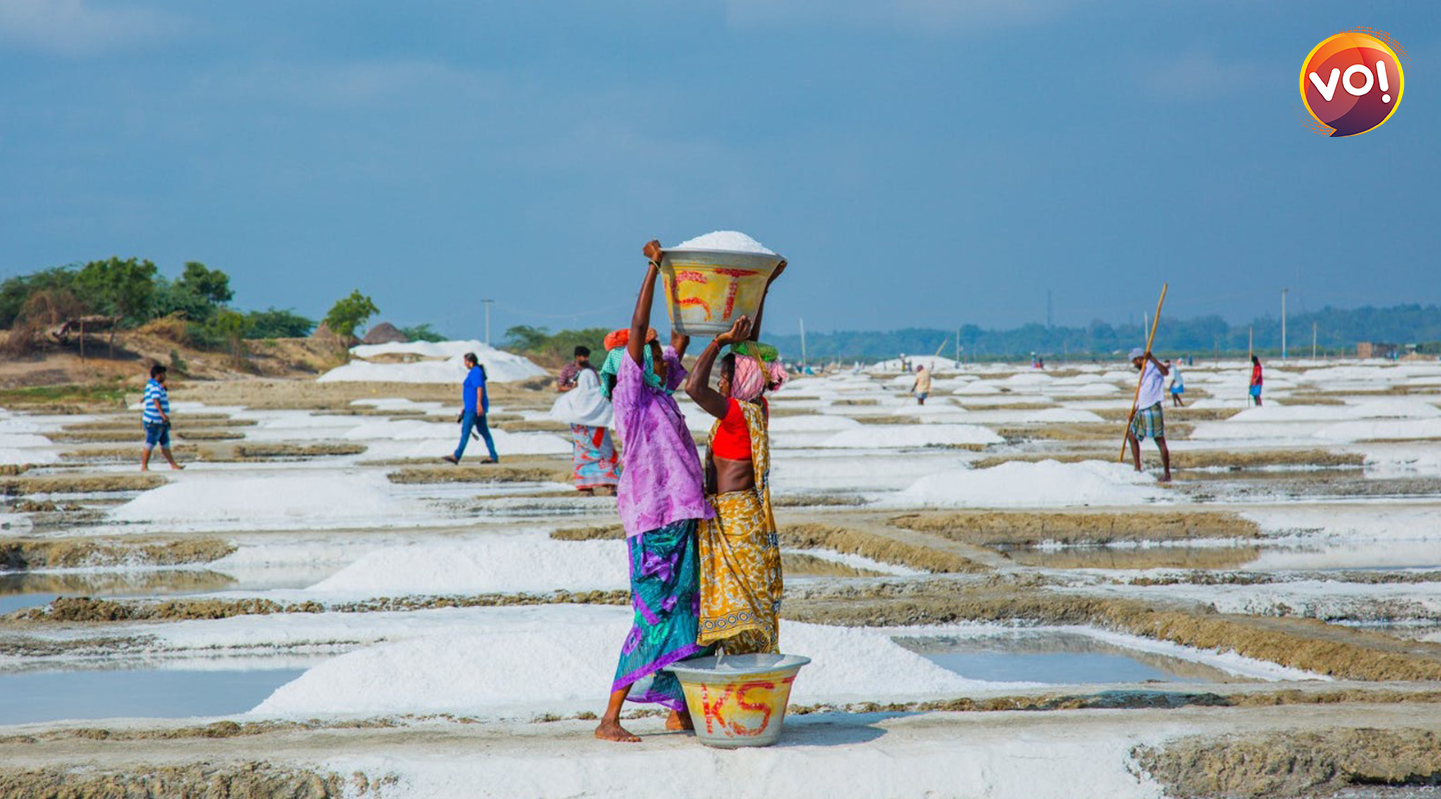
[{"left": 1300, "top": 29, "right": 1405, "bottom": 137}]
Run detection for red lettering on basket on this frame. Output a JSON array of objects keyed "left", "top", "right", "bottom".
[
  {"left": 700, "top": 684, "right": 734, "bottom": 733},
  {"left": 729, "top": 680, "right": 777, "bottom": 737},
  {"left": 678, "top": 296, "right": 713, "bottom": 320},
  {"left": 675, "top": 270, "right": 708, "bottom": 283}
]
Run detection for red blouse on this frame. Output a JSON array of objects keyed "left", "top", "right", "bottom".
[{"left": 712, "top": 397, "right": 766, "bottom": 460}]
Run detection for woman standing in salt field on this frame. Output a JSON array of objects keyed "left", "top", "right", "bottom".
[
  {"left": 550, "top": 346, "right": 619, "bottom": 495},
  {"left": 686, "top": 259, "right": 788, "bottom": 656},
  {"left": 1249, "top": 355, "right": 1264, "bottom": 406},
  {"left": 593, "top": 241, "right": 710, "bottom": 743}
]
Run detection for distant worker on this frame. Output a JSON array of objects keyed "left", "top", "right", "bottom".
[
  {"left": 1167, "top": 359, "right": 1185, "bottom": 407},
  {"left": 1249, "top": 355, "right": 1264, "bottom": 406},
  {"left": 443, "top": 353, "right": 498, "bottom": 464},
  {"left": 911, "top": 365, "right": 932, "bottom": 405},
  {"left": 550, "top": 345, "right": 618, "bottom": 495},
  {"left": 1125, "top": 348, "right": 1172, "bottom": 482},
  {"left": 556, "top": 346, "right": 592, "bottom": 393},
  {"left": 140, "top": 364, "right": 183, "bottom": 471}
]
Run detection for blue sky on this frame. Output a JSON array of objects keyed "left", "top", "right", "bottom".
[{"left": 1, "top": 1, "right": 1436, "bottom": 339}]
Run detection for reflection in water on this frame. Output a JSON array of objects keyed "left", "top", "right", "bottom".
[
  {"left": 0, "top": 668, "right": 305, "bottom": 725},
  {"left": 895, "top": 630, "right": 1252, "bottom": 684},
  {"left": 0, "top": 570, "right": 237, "bottom": 597}
]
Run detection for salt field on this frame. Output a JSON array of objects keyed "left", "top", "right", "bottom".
[{"left": 3, "top": 355, "right": 1441, "bottom": 797}]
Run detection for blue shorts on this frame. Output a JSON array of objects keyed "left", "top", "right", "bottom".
[
  {"left": 916, "top": 393, "right": 928, "bottom": 401},
  {"left": 1170, "top": 386, "right": 1184, "bottom": 394},
  {"left": 1249, "top": 385, "right": 1262, "bottom": 397},
  {"left": 144, "top": 422, "right": 170, "bottom": 449}
]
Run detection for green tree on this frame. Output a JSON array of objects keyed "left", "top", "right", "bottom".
[
  {"left": 75, "top": 257, "right": 158, "bottom": 326},
  {"left": 323, "top": 290, "right": 379, "bottom": 338},
  {"left": 0, "top": 266, "right": 81, "bottom": 328},
  {"left": 503, "top": 325, "right": 551, "bottom": 351},
  {"left": 176, "top": 261, "right": 233, "bottom": 304},
  {"left": 244, "top": 308, "right": 316, "bottom": 338},
  {"left": 399, "top": 323, "right": 445, "bottom": 342},
  {"left": 201, "top": 309, "right": 250, "bottom": 353}
]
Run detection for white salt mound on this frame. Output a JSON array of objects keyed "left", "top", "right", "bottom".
[
  {"left": 671, "top": 230, "right": 775, "bottom": 254},
  {"left": 307, "top": 539, "right": 629, "bottom": 596},
  {"left": 888, "top": 460, "right": 1165, "bottom": 508},
  {"left": 251, "top": 611, "right": 1014, "bottom": 718}
]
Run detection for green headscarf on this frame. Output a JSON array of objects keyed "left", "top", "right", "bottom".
[
  {"left": 599, "top": 346, "right": 667, "bottom": 400},
  {"left": 731, "top": 340, "right": 780, "bottom": 363}
]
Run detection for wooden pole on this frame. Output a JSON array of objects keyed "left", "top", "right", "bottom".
[{"left": 1119, "top": 283, "right": 1169, "bottom": 463}]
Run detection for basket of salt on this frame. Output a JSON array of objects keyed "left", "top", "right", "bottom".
[
  {"left": 666, "top": 653, "right": 811, "bottom": 748},
  {"left": 656, "top": 231, "right": 784, "bottom": 336}
]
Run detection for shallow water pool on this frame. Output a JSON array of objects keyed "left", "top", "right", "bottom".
[
  {"left": 0, "top": 668, "right": 304, "bottom": 725},
  {"left": 895, "top": 630, "right": 1247, "bottom": 685}
]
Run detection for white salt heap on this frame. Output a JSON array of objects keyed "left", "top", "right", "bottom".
[{"left": 671, "top": 230, "right": 775, "bottom": 254}]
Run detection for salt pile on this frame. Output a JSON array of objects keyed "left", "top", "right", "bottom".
[
  {"left": 671, "top": 230, "right": 775, "bottom": 254},
  {"left": 816, "top": 424, "right": 1002, "bottom": 448},
  {"left": 251, "top": 610, "right": 1017, "bottom": 718},
  {"left": 110, "top": 473, "right": 410, "bottom": 529},
  {"left": 306, "top": 538, "right": 629, "bottom": 596},
  {"left": 886, "top": 460, "right": 1166, "bottom": 508},
  {"left": 319, "top": 340, "right": 547, "bottom": 384}
]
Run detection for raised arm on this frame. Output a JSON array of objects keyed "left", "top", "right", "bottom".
[
  {"left": 629, "top": 240, "right": 665, "bottom": 366},
  {"left": 686, "top": 316, "right": 751, "bottom": 420},
  {"left": 749, "top": 258, "right": 786, "bottom": 342},
  {"left": 671, "top": 329, "right": 691, "bottom": 362},
  {"left": 1146, "top": 352, "right": 1169, "bottom": 376}
]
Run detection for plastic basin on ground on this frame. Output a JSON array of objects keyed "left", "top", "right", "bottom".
[
  {"left": 666, "top": 653, "right": 811, "bottom": 748},
  {"left": 658, "top": 249, "right": 784, "bottom": 336}
]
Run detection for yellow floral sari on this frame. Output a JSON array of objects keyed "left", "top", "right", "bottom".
[{"left": 697, "top": 400, "right": 783, "bottom": 654}]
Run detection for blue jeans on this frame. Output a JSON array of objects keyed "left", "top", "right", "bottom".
[
  {"left": 143, "top": 422, "right": 170, "bottom": 449},
  {"left": 456, "top": 411, "right": 498, "bottom": 462}
]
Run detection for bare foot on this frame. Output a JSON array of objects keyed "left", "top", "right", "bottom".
[
  {"left": 594, "top": 486, "right": 616, "bottom": 497},
  {"left": 1159, "top": 473, "right": 1173, "bottom": 483},
  {"left": 169, "top": 464, "right": 185, "bottom": 470},
  {"left": 594, "top": 719, "right": 640, "bottom": 743},
  {"left": 442, "top": 455, "right": 458, "bottom": 465},
  {"left": 140, "top": 466, "right": 149, "bottom": 472},
  {"left": 665, "top": 710, "right": 694, "bottom": 731}
]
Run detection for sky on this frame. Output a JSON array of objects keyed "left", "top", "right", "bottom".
[{"left": 0, "top": 0, "right": 1436, "bottom": 341}]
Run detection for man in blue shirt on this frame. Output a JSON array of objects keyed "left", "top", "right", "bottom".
[
  {"left": 443, "top": 352, "right": 499, "bottom": 464},
  {"left": 140, "top": 364, "right": 183, "bottom": 471}
]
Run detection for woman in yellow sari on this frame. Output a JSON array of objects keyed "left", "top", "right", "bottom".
[{"left": 684, "top": 266, "right": 789, "bottom": 654}]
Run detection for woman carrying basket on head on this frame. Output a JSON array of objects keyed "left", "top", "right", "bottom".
[{"left": 685, "top": 260, "right": 788, "bottom": 655}]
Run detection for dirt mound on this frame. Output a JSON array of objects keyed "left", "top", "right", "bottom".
[
  {"left": 388, "top": 464, "right": 570, "bottom": 485},
  {"left": 781, "top": 523, "right": 985, "bottom": 573},
  {"left": 0, "top": 537, "right": 234, "bottom": 570},
  {"left": 0, "top": 762, "right": 343, "bottom": 799},
  {"left": 360, "top": 322, "right": 408, "bottom": 345},
  {"left": 890, "top": 510, "right": 1259, "bottom": 546},
  {"left": 0, "top": 473, "right": 166, "bottom": 496},
  {"left": 1135, "top": 728, "right": 1441, "bottom": 798}
]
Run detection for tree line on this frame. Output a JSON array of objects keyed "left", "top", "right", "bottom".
[
  {"left": 0, "top": 258, "right": 448, "bottom": 355},
  {"left": 762, "top": 305, "right": 1441, "bottom": 362}
]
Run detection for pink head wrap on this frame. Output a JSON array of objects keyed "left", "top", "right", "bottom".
[{"left": 730, "top": 353, "right": 789, "bottom": 402}]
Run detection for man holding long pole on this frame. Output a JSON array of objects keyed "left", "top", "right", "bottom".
[{"left": 1125, "top": 348, "right": 1172, "bottom": 482}]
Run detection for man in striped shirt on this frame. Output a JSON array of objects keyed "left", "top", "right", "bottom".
[{"left": 141, "top": 364, "right": 183, "bottom": 471}]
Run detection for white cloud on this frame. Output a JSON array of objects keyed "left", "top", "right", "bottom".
[
  {"left": 0, "top": 0, "right": 181, "bottom": 56},
  {"left": 722, "top": 0, "right": 1083, "bottom": 32}
]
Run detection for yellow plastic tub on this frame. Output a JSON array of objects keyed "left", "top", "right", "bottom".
[
  {"left": 657, "top": 249, "right": 784, "bottom": 336},
  {"left": 666, "top": 653, "right": 811, "bottom": 748}
]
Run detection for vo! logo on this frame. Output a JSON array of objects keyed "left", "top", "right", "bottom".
[{"left": 1300, "top": 29, "right": 1405, "bottom": 137}]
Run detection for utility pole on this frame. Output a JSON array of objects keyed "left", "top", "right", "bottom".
[
  {"left": 1248, "top": 326, "right": 1253, "bottom": 359},
  {"left": 1312, "top": 322, "right": 1318, "bottom": 360},
  {"left": 955, "top": 327, "right": 960, "bottom": 365},
  {"left": 799, "top": 317, "right": 808, "bottom": 368},
  {"left": 1281, "top": 288, "right": 1288, "bottom": 360},
  {"left": 482, "top": 299, "right": 494, "bottom": 347}
]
